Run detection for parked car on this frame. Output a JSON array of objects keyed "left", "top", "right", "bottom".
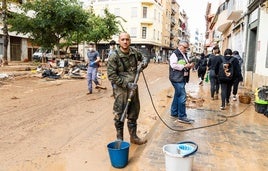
[
  {"left": 33, "top": 48, "right": 68, "bottom": 62},
  {"left": 32, "top": 48, "right": 54, "bottom": 62}
]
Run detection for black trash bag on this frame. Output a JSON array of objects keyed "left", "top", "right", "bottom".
[
  {"left": 77, "top": 63, "right": 88, "bottom": 71},
  {"left": 42, "top": 69, "right": 60, "bottom": 79}
]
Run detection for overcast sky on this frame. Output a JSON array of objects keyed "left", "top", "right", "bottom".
[{"left": 177, "top": 0, "right": 219, "bottom": 42}]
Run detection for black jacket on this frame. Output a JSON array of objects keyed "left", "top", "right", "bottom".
[
  {"left": 215, "top": 55, "right": 241, "bottom": 83},
  {"left": 196, "top": 56, "right": 207, "bottom": 70},
  {"left": 208, "top": 54, "right": 222, "bottom": 75}
]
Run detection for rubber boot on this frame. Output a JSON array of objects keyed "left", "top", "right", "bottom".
[
  {"left": 115, "top": 120, "right": 124, "bottom": 141},
  {"left": 128, "top": 123, "right": 147, "bottom": 145}
]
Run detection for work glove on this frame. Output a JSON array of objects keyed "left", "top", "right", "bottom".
[
  {"left": 89, "top": 61, "right": 95, "bottom": 67},
  {"left": 141, "top": 60, "right": 148, "bottom": 69},
  {"left": 127, "top": 82, "right": 138, "bottom": 91}
]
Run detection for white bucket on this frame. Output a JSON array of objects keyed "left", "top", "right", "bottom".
[{"left": 163, "top": 144, "right": 194, "bottom": 171}]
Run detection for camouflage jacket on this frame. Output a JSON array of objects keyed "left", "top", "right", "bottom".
[{"left": 107, "top": 47, "right": 146, "bottom": 88}]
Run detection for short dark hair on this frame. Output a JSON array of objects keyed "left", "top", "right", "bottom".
[
  {"left": 224, "top": 49, "right": 232, "bottom": 56},
  {"left": 89, "top": 42, "right": 94, "bottom": 46},
  {"left": 213, "top": 45, "right": 219, "bottom": 50},
  {"left": 212, "top": 46, "right": 220, "bottom": 54},
  {"left": 233, "top": 51, "right": 239, "bottom": 55},
  {"left": 110, "top": 40, "right": 116, "bottom": 45}
]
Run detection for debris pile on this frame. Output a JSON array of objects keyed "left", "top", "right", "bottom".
[
  {"left": 0, "top": 60, "right": 108, "bottom": 84},
  {"left": 36, "top": 60, "right": 88, "bottom": 80}
]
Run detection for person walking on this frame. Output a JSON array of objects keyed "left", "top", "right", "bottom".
[
  {"left": 207, "top": 46, "right": 222, "bottom": 100},
  {"left": 216, "top": 49, "right": 240, "bottom": 110},
  {"left": 108, "top": 40, "right": 117, "bottom": 57},
  {"left": 86, "top": 43, "right": 105, "bottom": 94},
  {"left": 107, "top": 32, "right": 149, "bottom": 145},
  {"left": 169, "top": 40, "right": 195, "bottom": 124},
  {"left": 232, "top": 50, "right": 243, "bottom": 101},
  {"left": 108, "top": 40, "right": 117, "bottom": 97},
  {"left": 195, "top": 53, "right": 207, "bottom": 86}
]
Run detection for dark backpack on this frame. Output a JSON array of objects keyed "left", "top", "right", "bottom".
[{"left": 218, "top": 56, "right": 235, "bottom": 82}]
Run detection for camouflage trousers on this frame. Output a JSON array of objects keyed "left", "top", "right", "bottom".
[{"left": 113, "top": 84, "right": 140, "bottom": 123}]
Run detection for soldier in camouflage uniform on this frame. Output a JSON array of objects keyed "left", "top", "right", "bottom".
[{"left": 107, "top": 32, "right": 149, "bottom": 145}]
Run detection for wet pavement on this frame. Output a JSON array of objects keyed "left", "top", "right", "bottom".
[{"left": 129, "top": 70, "right": 268, "bottom": 171}]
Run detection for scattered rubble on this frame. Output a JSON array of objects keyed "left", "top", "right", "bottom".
[
  {"left": 37, "top": 60, "right": 88, "bottom": 80},
  {"left": 0, "top": 60, "right": 96, "bottom": 86}
]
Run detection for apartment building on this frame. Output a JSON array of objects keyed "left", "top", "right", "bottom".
[
  {"left": 88, "top": 0, "right": 188, "bottom": 60},
  {"left": 205, "top": 0, "right": 268, "bottom": 90},
  {"left": 193, "top": 29, "right": 204, "bottom": 55}
]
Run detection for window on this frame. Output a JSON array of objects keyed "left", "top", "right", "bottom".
[
  {"left": 130, "top": 27, "right": 137, "bottom": 38},
  {"left": 143, "top": 7, "right": 147, "bottom": 18},
  {"left": 142, "top": 27, "right": 147, "bottom": 39},
  {"left": 131, "top": 7, "right": 137, "bottom": 18},
  {"left": 0, "top": 36, "right": 3, "bottom": 55},
  {"left": 0, "top": 43, "right": 3, "bottom": 55}
]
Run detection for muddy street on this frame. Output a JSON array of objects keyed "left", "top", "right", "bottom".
[{"left": 0, "top": 63, "right": 172, "bottom": 171}]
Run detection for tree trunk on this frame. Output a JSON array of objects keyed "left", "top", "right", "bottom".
[{"left": 2, "top": 0, "right": 9, "bottom": 65}]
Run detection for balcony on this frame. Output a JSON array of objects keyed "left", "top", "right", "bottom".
[
  {"left": 214, "top": 9, "right": 232, "bottom": 32},
  {"left": 141, "top": 0, "right": 154, "bottom": 5},
  {"left": 226, "top": 0, "right": 244, "bottom": 22},
  {"left": 217, "top": 21, "right": 232, "bottom": 32},
  {"left": 170, "top": 32, "right": 174, "bottom": 39},
  {"left": 171, "top": 18, "right": 176, "bottom": 26},
  {"left": 227, "top": 10, "right": 243, "bottom": 22},
  {"left": 140, "top": 18, "right": 153, "bottom": 25},
  {"left": 171, "top": 7, "right": 176, "bottom": 16}
]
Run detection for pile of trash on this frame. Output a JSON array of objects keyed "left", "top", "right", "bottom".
[
  {"left": 37, "top": 59, "right": 89, "bottom": 80},
  {"left": 0, "top": 59, "right": 107, "bottom": 82}
]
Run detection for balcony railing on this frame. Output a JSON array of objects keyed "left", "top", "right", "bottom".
[
  {"left": 140, "top": 18, "right": 154, "bottom": 25},
  {"left": 141, "top": 0, "right": 154, "bottom": 5},
  {"left": 212, "top": 1, "right": 232, "bottom": 32},
  {"left": 226, "top": 0, "right": 244, "bottom": 22}
]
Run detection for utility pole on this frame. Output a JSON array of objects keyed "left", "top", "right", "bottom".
[{"left": 2, "top": 0, "right": 9, "bottom": 65}]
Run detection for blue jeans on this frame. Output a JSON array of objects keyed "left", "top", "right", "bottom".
[
  {"left": 87, "top": 67, "right": 99, "bottom": 92},
  {"left": 170, "top": 81, "right": 187, "bottom": 118}
]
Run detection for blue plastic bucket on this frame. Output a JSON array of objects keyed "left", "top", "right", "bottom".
[{"left": 107, "top": 141, "right": 130, "bottom": 168}]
